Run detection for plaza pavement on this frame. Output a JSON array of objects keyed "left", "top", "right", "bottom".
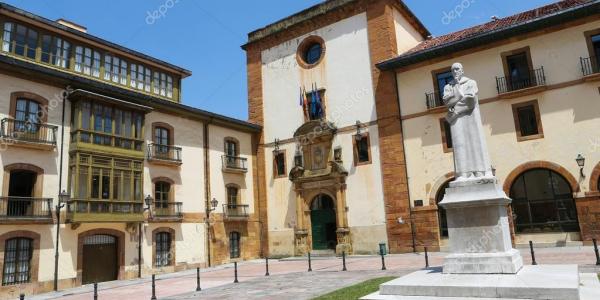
[{"left": 29, "top": 246, "right": 600, "bottom": 300}]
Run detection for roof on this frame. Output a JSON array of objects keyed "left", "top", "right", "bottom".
[
  {"left": 0, "top": 2, "right": 192, "bottom": 77},
  {"left": 378, "top": 0, "right": 600, "bottom": 70},
  {"left": 242, "top": 0, "right": 430, "bottom": 49}
]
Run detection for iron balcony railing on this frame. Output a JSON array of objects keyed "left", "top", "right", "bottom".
[
  {"left": 1, "top": 118, "right": 57, "bottom": 145},
  {"left": 496, "top": 67, "right": 546, "bottom": 94},
  {"left": 0, "top": 197, "right": 53, "bottom": 220},
  {"left": 580, "top": 57, "right": 599, "bottom": 77},
  {"left": 147, "top": 143, "right": 182, "bottom": 162},
  {"left": 153, "top": 202, "right": 183, "bottom": 219},
  {"left": 223, "top": 204, "right": 249, "bottom": 219},
  {"left": 222, "top": 155, "right": 248, "bottom": 172},
  {"left": 425, "top": 92, "right": 444, "bottom": 109}
]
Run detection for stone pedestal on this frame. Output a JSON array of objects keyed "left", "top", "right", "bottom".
[{"left": 440, "top": 179, "right": 523, "bottom": 274}]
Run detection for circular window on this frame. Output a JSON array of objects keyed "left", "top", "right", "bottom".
[{"left": 297, "top": 36, "right": 325, "bottom": 68}]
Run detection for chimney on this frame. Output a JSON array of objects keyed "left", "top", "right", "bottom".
[{"left": 56, "top": 19, "right": 87, "bottom": 33}]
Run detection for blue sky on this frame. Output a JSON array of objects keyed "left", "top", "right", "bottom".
[{"left": 3, "top": 0, "right": 558, "bottom": 120}]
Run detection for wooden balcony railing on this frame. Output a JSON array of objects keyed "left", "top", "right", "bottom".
[
  {"left": 425, "top": 92, "right": 444, "bottom": 109},
  {"left": 147, "top": 143, "right": 182, "bottom": 163},
  {"left": 222, "top": 155, "right": 248, "bottom": 173},
  {"left": 580, "top": 56, "right": 599, "bottom": 77},
  {"left": 0, "top": 197, "right": 53, "bottom": 221},
  {"left": 153, "top": 202, "right": 183, "bottom": 220},
  {"left": 1, "top": 118, "right": 57, "bottom": 145},
  {"left": 66, "top": 199, "right": 144, "bottom": 222},
  {"left": 223, "top": 204, "right": 249, "bottom": 219},
  {"left": 496, "top": 67, "right": 546, "bottom": 94}
]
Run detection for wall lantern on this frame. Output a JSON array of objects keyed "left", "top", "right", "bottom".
[
  {"left": 294, "top": 148, "right": 303, "bottom": 167},
  {"left": 576, "top": 154, "right": 585, "bottom": 177},
  {"left": 210, "top": 197, "right": 219, "bottom": 211}
]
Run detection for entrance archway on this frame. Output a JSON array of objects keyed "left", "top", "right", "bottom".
[
  {"left": 81, "top": 234, "right": 118, "bottom": 284},
  {"left": 310, "top": 194, "right": 336, "bottom": 250},
  {"left": 509, "top": 168, "right": 579, "bottom": 233}
]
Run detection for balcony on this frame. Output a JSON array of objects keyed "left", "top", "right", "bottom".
[
  {"left": 222, "top": 155, "right": 248, "bottom": 173},
  {"left": 70, "top": 129, "right": 145, "bottom": 159},
  {"left": 0, "top": 197, "right": 53, "bottom": 223},
  {"left": 152, "top": 202, "right": 183, "bottom": 221},
  {"left": 147, "top": 143, "right": 182, "bottom": 166},
  {"left": 580, "top": 57, "right": 600, "bottom": 81},
  {"left": 223, "top": 204, "right": 249, "bottom": 221},
  {"left": 495, "top": 67, "right": 547, "bottom": 98},
  {"left": 425, "top": 92, "right": 445, "bottom": 110},
  {"left": 1, "top": 118, "right": 57, "bottom": 150},
  {"left": 66, "top": 199, "right": 144, "bottom": 223}
]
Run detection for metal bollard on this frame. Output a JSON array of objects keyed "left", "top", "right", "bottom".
[
  {"left": 196, "top": 267, "right": 201, "bottom": 292},
  {"left": 234, "top": 262, "right": 239, "bottom": 283},
  {"left": 308, "top": 252, "right": 312, "bottom": 272},
  {"left": 593, "top": 239, "right": 600, "bottom": 266},
  {"left": 151, "top": 274, "right": 157, "bottom": 300},
  {"left": 94, "top": 283, "right": 98, "bottom": 300},
  {"left": 529, "top": 241, "right": 537, "bottom": 265},
  {"left": 265, "top": 257, "right": 270, "bottom": 276},
  {"left": 342, "top": 251, "right": 347, "bottom": 271},
  {"left": 380, "top": 247, "right": 387, "bottom": 270},
  {"left": 424, "top": 247, "right": 430, "bottom": 268},
  {"left": 19, "top": 294, "right": 24, "bottom": 300}
]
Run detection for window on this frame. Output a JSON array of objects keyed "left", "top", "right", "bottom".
[
  {"left": 155, "top": 127, "right": 169, "bottom": 146},
  {"left": 273, "top": 151, "right": 286, "bottom": 178},
  {"left": 304, "top": 89, "right": 325, "bottom": 121},
  {"left": 229, "top": 231, "right": 240, "bottom": 259},
  {"left": 500, "top": 47, "right": 534, "bottom": 92},
  {"left": 227, "top": 185, "right": 239, "bottom": 206},
  {"left": 12, "top": 24, "right": 38, "bottom": 59},
  {"left": 512, "top": 100, "right": 543, "bottom": 141},
  {"left": 155, "top": 232, "right": 171, "bottom": 267},
  {"left": 51, "top": 37, "right": 70, "bottom": 68},
  {"left": 436, "top": 180, "right": 451, "bottom": 237},
  {"left": 440, "top": 118, "right": 453, "bottom": 152},
  {"left": 104, "top": 55, "right": 127, "bottom": 85},
  {"left": 74, "top": 46, "right": 100, "bottom": 77},
  {"left": 2, "top": 22, "right": 12, "bottom": 52},
  {"left": 353, "top": 133, "right": 371, "bottom": 165},
  {"left": 225, "top": 139, "right": 238, "bottom": 158},
  {"left": 297, "top": 36, "right": 325, "bottom": 68},
  {"left": 155, "top": 181, "right": 170, "bottom": 209},
  {"left": 166, "top": 75, "right": 173, "bottom": 98},
  {"left": 430, "top": 67, "right": 453, "bottom": 107},
  {"left": 2, "top": 237, "right": 32, "bottom": 285}
]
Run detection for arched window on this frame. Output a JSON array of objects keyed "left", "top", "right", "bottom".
[
  {"left": 154, "top": 181, "right": 171, "bottom": 209},
  {"left": 229, "top": 231, "right": 240, "bottom": 259},
  {"left": 3, "top": 237, "right": 33, "bottom": 285},
  {"left": 435, "top": 180, "right": 451, "bottom": 237},
  {"left": 227, "top": 185, "right": 239, "bottom": 206},
  {"left": 155, "top": 232, "right": 172, "bottom": 267},
  {"left": 510, "top": 168, "right": 578, "bottom": 233}
]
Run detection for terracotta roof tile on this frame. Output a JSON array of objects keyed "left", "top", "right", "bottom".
[{"left": 402, "top": 0, "right": 592, "bottom": 56}]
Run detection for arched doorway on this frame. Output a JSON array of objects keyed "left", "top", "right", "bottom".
[
  {"left": 435, "top": 180, "right": 451, "bottom": 237},
  {"left": 310, "top": 194, "right": 337, "bottom": 250},
  {"left": 82, "top": 234, "right": 118, "bottom": 284},
  {"left": 509, "top": 168, "right": 579, "bottom": 233}
]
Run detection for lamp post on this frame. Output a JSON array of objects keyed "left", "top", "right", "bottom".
[
  {"left": 576, "top": 154, "right": 586, "bottom": 178},
  {"left": 53, "top": 190, "right": 69, "bottom": 291},
  {"left": 138, "top": 195, "right": 154, "bottom": 278}
]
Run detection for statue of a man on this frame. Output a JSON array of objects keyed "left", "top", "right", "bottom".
[{"left": 443, "top": 63, "right": 493, "bottom": 181}]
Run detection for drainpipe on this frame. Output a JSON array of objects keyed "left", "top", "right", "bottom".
[
  {"left": 53, "top": 86, "right": 69, "bottom": 291},
  {"left": 203, "top": 120, "right": 212, "bottom": 267},
  {"left": 393, "top": 72, "right": 417, "bottom": 252},
  {"left": 138, "top": 223, "right": 142, "bottom": 277}
]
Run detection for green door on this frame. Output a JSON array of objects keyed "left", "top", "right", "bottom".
[{"left": 310, "top": 194, "right": 337, "bottom": 250}]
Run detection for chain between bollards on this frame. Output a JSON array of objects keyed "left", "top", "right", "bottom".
[
  {"left": 151, "top": 274, "right": 157, "bottom": 300},
  {"left": 234, "top": 261, "right": 239, "bottom": 283},
  {"left": 342, "top": 251, "right": 347, "bottom": 271},
  {"left": 196, "top": 267, "right": 201, "bottom": 292},
  {"left": 93, "top": 283, "right": 98, "bottom": 300},
  {"left": 265, "top": 257, "right": 270, "bottom": 276},
  {"left": 593, "top": 238, "right": 600, "bottom": 266},
  {"left": 380, "top": 247, "right": 386, "bottom": 270},
  {"left": 308, "top": 252, "right": 312, "bottom": 272},
  {"left": 424, "top": 247, "right": 429, "bottom": 268},
  {"left": 529, "top": 241, "right": 537, "bottom": 265}
]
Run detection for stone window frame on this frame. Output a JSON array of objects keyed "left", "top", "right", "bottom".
[
  {"left": 430, "top": 66, "right": 452, "bottom": 102},
  {"left": 229, "top": 231, "right": 241, "bottom": 259},
  {"left": 500, "top": 46, "right": 534, "bottom": 81},
  {"left": 152, "top": 177, "right": 175, "bottom": 204},
  {"left": 224, "top": 137, "right": 240, "bottom": 157},
  {"left": 0, "top": 231, "right": 40, "bottom": 287},
  {"left": 2, "top": 163, "right": 44, "bottom": 198},
  {"left": 511, "top": 99, "right": 544, "bottom": 142},
  {"left": 502, "top": 160, "right": 579, "bottom": 195},
  {"left": 583, "top": 28, "right": 600, "bottom": 69},
  {"left": 439, "top": 118, "right": 453, "bottom": 153},
  {"left": 9, "top": 91, "right": 50, "bottom": 123},
  {"left": 296, "top": 35, "right": 326, "bottom": 69},
  {"left": 76, "top": 229, "right": 125, "bottom": 285},
  {"left": 352, "top": 132, "right": 372, "bottom": 166},
  {"left": 152, "top": 227, "right": 175, "bottom": 268},
  {"left": 151, "top": 122, "right": 175, "bottom": 146},
  {"left": 272, "top": 149, "right": 287, "bottom": 179},
  {"left": 225, "top": 183, "right": 241, "bottom": 206}
]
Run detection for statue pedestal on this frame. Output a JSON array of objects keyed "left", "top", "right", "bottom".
[{"left": 440, "top": 179, "right": 523, "bottom": 274}]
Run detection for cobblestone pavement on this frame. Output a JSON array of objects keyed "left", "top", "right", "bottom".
[{"left": 30, "top": 246, "right": 600, "bottom": 300}]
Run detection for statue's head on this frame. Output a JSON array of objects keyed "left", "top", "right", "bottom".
[{"left": 451, "top": 63, "right": 464, "bottom": 81}]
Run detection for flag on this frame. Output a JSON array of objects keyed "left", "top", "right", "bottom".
[
  {"left": 299, "top": 86, "right": 303, "bottom": 106},
  {"left": 310, "top": 83, "right": 317, "bottom": 119},
  {"left": 303, "top": 87, "right": 309, "bottom": 120},
  {"left": 314, "top": 83, "right": 323, "bottom": 117}
]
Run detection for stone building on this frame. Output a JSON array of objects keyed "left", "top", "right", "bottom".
[
  {"left": 243, "top": 0, "right": 600, "bottom": 257},
  {"left": 0, "top": 2, "right": 260, "bottom": 298}
]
